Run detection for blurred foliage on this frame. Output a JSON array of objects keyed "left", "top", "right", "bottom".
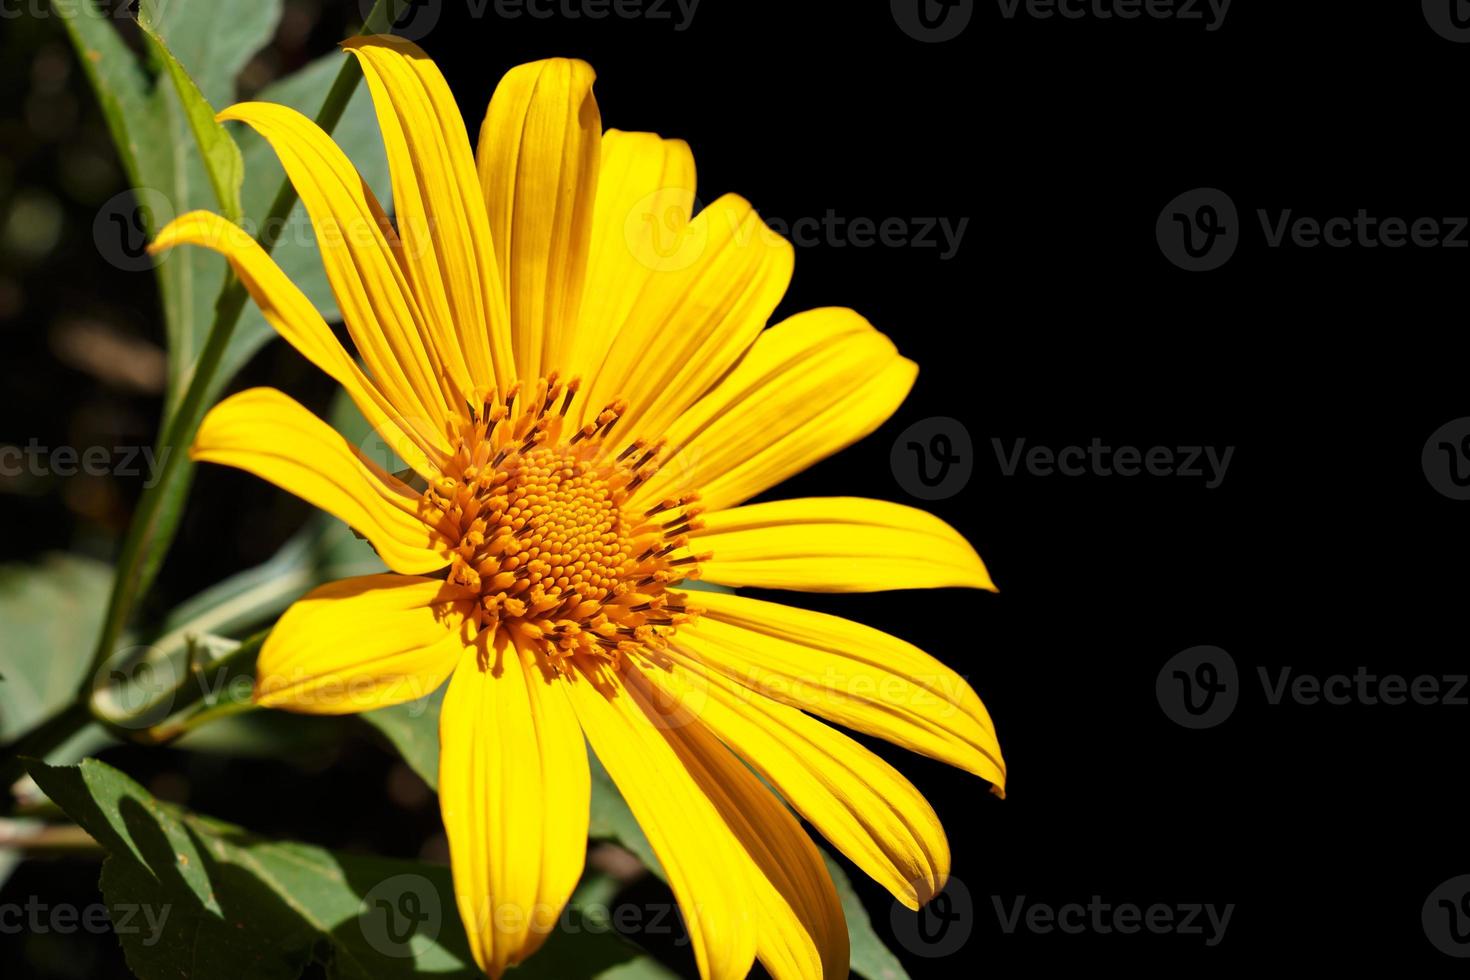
[{"left": 0, "top": 0, "right": 369, "bottom": 560}]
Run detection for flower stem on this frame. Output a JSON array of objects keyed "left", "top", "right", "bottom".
[
  {"left": 139, "top": 698, "right": 260, "bottom": 747},
  {"left": 101, "top": 630, "right": 267, "bottom": 742}
]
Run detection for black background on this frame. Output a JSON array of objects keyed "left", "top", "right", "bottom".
[{"left": 4, "top": 0, "right": 1470, "bottom": 975}]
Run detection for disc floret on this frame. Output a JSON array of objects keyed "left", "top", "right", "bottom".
[{"left": 421, "top": 374, "right": 707, "bottom": 667}]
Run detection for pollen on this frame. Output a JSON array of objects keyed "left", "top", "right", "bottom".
[{"left": 421, "top": 374, "right": 706, "bottom": 668}]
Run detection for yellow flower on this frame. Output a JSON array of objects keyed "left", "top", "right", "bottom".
[{"left": 153, "top": 35, "right": 1005, "bottom": 980}]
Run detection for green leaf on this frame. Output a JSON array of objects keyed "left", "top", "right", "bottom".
[
  {"left": 52, "top": 0, "right": 279, "bottom": 415},
  {"left": 29, "top": 757, "right": 477, "bottom": 979},
  {"left": 136, "top": 13, "right": 245, "bottom": 224},
  {"left": 52, "top": 0, "right": 391, "bottom": 416},
  {"left": 28, "top": 758, "right": 679, "bottom": 979},
  {"left": 0, "top": 553, "right": 112, "bottom": 741}
]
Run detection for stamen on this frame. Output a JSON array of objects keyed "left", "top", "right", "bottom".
[{"left": 426, "top": 375, "right": 707, "bottom": 670}]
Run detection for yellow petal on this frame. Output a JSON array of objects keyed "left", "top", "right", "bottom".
[
  {"left": 191, "top": 387, "right": 452, "bottom": 575},
  {"left": 678, "top": 591, "right": 1006, "bottom": 792},
  {"left": 343, "top": 36, "right": 514, "bottom": 396},
  {"left": 567, "top": 128, "right": 696, "bottom": 402},
  {"left": 476, "top": 58, "right": 600, "bottom": 383},
  {"left": 655, "top": 648, "right": 949, "bottom": 909},
  {"left": 219, "top": 100, "right": 455, "bottom": 436},
  {"left": 254, "top": 575, "right": 470, "bottom": 713},
  {"left": 439, "top": 631, "right": 590, "bottom": 977},
  {"left": 624, "top": 661, "right": 849, "bottom": 979},
  {"left": 581, "top": 194, "right": 793, "bottom": 440},
  {"left": 633, "top": 308, "right": 915, "bottom": 512},
  {"left": 150, "top": 210, "right": 446, "bottom": 479},
  {"left": 564, "top": 657, "right": 756, "bottom": 980},
  {"left": 694, "top": 496, "right": 994, "bottom": 592}
]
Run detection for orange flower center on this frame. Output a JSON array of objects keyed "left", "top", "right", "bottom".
[{"left": 421, "top": 374, "right": 706, "bottom": 668}]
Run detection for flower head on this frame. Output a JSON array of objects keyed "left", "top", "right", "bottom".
[{"left": 153, "top": 35, "right": 1005, "bottom": 980}]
